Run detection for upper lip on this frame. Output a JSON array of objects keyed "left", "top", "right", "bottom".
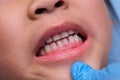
[{"left": 35, "top": 21, "right": 89, "bottom": 62}]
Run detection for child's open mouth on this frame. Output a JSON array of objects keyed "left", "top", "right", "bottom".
[{"left": 35, "top": 22, "right": 90, "bottom": 62}]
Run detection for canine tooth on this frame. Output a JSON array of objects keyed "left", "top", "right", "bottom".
[
  {"left": 57, "top": 41, "right": 63, "bottom": 47},
  {"left": 62, "top": 38, "right": 68, "bottom": 45},
  {"left": 60, "top": 31, "right": 69, "bottom": 38},
  {"left": 68, "top": 36, "right": 75, "bottom": 43},
  {"left": 68, "top": 30, "right": 74, "bottom": 35},
  {"left": 45, "top": 45, "right": 51, "bottom": 53},
  {"left": 74, "top": 35, "right": 81, "bottom": 42},
  {"left": 50, "top": 42, "right": 58, "bottom": 50},
  {"left": 46, "top": 38, "right": 53, "bottom": 43},
  {"left": 53, "top": 34, "right": 61, "bottom": 41}
]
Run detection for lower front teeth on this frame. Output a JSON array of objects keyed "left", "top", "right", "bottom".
[
  {"left": 57, "top": 41, "right": 63, "bottom": 47},
  {"left": 62, "top": 38, "right": 68, "bottom": 45},
  {"left": 45, "top": 45, "right": 51, "bottom": 53},
  {"left": 50, "top": 42, "right": 57, "bottom": 50},
  {"left": 74, "top": 34, "right": 81, "bottom": 42},
  {"left": 69, "top": 36, "right": 75, "bottom": 42},
  {"left": 39, "top": 34, "right": 82, "bottom": 56}
]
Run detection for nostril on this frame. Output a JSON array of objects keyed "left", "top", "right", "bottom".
[
  {"left": 35, "top": 8, "right": 47, "bottom": 14},
  {"left": 34, "top": 0, "right": 64, "bottom": 15},
  {"left": 55, "top": 0, "right": 64, "bottom": 8}
]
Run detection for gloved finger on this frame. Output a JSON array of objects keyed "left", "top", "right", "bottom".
[
  {"left": 70, "top": 62, "right": 98, "bottom": 80},
  {"left": 109, "top": 0, "right": 120, "bottom": 21},
  {"left": 71, "top": 62, "right": 120, "bottom": 80},
  {"left": 107, "top": 0, "right": 120, "bottom": 63},
  {"left": 97, "top": 62, "right": 120, "bottom": 80}
]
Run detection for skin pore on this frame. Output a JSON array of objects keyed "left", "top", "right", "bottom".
[{"left": 0, "top": 0, "right": 113, "bottom": 80}]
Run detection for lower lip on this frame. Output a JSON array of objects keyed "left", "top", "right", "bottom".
[{"left": 35, "top": 37, "right": 91, "bottom": 63}]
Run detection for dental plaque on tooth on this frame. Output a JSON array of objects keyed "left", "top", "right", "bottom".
[{"left": 36, "top": 30, "right": 86, "bottom": 57}]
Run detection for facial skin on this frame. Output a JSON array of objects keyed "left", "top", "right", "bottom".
[{"left": 0, "top": 0, "right": 113, "bottom": 80}]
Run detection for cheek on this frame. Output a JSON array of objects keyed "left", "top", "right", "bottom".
[{"left": 0, "top": 22, "right": 30, "bottom": 79}]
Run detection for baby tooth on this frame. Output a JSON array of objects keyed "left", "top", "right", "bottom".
[
  {"left": 62, "top": 38, "right": 68, "bottom": 45},
  {"left": 53, "top": 34, "right": 61, "bottom": 41},
  {"left": 68, "top": 30, "right": 74, "bottom": 35},
  {"left": 57, "top": 41, "right": 63, "bottom": 47},
  {"left": 40, "top": 48, "right": 45, "bottom": 56},
  {"left": 61, "top": 31, "right": 69, "bottom": 38},
  {"left": 68, "top": 36, "right": 75, "bottom": 43},
  {"left": 45, "top": 45, "right": 52, "bottom": 53},
  {"left": 50, "top": 42, "right": 58, "bottom": 50},
  {"left": 46, "top": 38, "right": 53, "bottom": 43},
  {"left": 74, "top": 35, "right": 81, "bottom": 42}
]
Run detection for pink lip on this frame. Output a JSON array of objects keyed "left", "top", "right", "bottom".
[{"left": 35, "top": 22, "right": 91, "bottom": 63}]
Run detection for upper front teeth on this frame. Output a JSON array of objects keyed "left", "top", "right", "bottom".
[
  {"left": 60, "top": 32, "right": 69, "bottom": 38},
  {"left": 68, "top": 30, "right": 74, "bottom": 35},
  {"left": 46, "top": 38, "right": 53, "bottom": 43},
  {"left": 53, "top": 34, "right": 61, "bottom": 41},
  {"left": 46, "top": 30, "right": 75, "bottom": 44},
  {"left": 39, "top": 30, "right": 82, "bottom": 56}
]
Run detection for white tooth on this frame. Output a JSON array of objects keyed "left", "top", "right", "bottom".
[
  {"left": 74, "top": 35, "right": 81, "bottom": 42},
  {"left": 60, "top": 31, "right": 69, "bottom": 38},
  {"left": 45, "top": 45, "right": 52, "bottom": 53},
  {"left": 50, "top": 42, "right": 58, "bottom": 50},
  {"left": 46, "top": 38, "right": 53, "bottom": 43},
  {"left": 68, "top": 36, "right": 75, "bottom": 43},
  {"left": 40, "top": 48, "right": 45, "bottom": 56},
  {"left": 53, "top": 34, "right": 61, "bottom": 41},
  {"left": 62, "top": 38, "right": 68, "bottom": 45},
  {"left": 57, "top": 41, "right": 63, "bottom": 47},
  {"left": 68, "top": 30, "right": 74, "bottom": 35}
]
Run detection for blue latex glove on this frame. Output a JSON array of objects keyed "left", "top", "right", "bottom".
[
  {"left": 108, "top": 0, "right": 120, "bottom": 63},
  {"left": 71, "top": 0, "right": 120, "bottom": 80},
  {"left": 71, "top": 62, "right": 120, "bottom": 80}
]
